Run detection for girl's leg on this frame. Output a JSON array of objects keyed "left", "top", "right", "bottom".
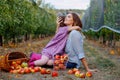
[
  {"left": 46, "top": 59, "right": 53, "bottom": 66},
  {"left": 34, "top": 55, "right": 49, "bottom": 66}
]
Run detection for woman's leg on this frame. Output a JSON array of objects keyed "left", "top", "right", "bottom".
[{"left": 33, "top": 55, "right": 49, "bottom": 66}]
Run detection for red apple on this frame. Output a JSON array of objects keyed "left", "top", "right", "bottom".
[
  {"left": 80, "top": 73, "right": 85, "bottom": 78},
  {"left": 86, "top": 71, "right": 92, "bottom": 77},
  {"left": 46, "top": 69, "right": 51, "bottom": 74},
  {"left": 34, "top": 67, "right": 40, "bottom": 72},
  {"left": 40, "top": 68, "right": 46, "bottom": 74},
  {"left": 72, "top": 68, "right": 79, "bottom": 73},
  {"left": 9, "top": 70, "right": 13, "bottom": 73},
  {"left": 68, "top": 70, "right": 73, "bottom": 74},
  {"left": 54, "top": 60, "right": 60, "bottom": 65},
  {"left": 60, "top": 59, "right": 65, "bottom": 64},
  {"left": 52, "top": 71, "right": 58, "bottom": 77},
  {"left": 58, "top": 64, "right": 64, "bottom": 69},
  {"left": 60, "top": 55, "right": 64, "bottom": 59},
  {"left": 29, "top": 68, "right": 35, "bottom": 73},
  {"left": 54, "top": 55, "right": 60, "bottom": 60},
  {"left": 24, "top": 67, "right": 30, "bottom": 73},
  {"left": 54, "top": 66, "right": 59, "bottom": 70},
  {"left": 11, "top": 61, "right": 17, "bottom": 65},
  {"left": 75, "top": 71, "right": 80, "bottom": 77},
  {"left": 12, "top": 70, "right": 18, "bottom": 74},
  {"left": 16, "top": 60, "right": 21, "bottom": 65},
  {"left": 19, "top": 69, "right": 25, "bottom": 74}
]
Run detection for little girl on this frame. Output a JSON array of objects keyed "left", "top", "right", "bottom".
[{"left": 29, "top": 16, "right": 81, "bottom": 67}]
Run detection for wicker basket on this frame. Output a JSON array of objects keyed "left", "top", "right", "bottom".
[{"left": 0, "top": 52, "right": 29, "bottom": 71}]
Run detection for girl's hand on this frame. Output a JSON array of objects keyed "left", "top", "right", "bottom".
[
  {"left": 56, "top": 16, "right": 63, "bottom": 26},
  {"left": 73, "top": 26, "right": 81, "bottom": 31},
  {"left": 68, "top": 26, "right": 81, "bottom": 31}
]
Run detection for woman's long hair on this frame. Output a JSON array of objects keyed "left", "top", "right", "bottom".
[{"left": 70, "top": 13, "right": 82, "bottom": 28}]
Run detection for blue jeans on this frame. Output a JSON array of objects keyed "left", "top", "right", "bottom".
[
  {"left": 66, "top": 61, "right": 77, "bottom": 68},
  {"left": 65, "top": 30, "right": 85, "bottom": 68}
]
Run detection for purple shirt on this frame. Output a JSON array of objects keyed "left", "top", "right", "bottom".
[{"left": 41, "top": 26, "right": 68, "bottom": 59}]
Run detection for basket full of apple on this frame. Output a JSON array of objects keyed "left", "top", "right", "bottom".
[{"left": 0, "top": 52, "right": 29, "bottom": 71}]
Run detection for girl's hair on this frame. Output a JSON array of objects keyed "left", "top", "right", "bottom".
[
  {"left": 70, "top": 13, "right": 82, "bottom": 28},
  {"left": 58, "top": 16, "right": 66, "bottom": 27}
]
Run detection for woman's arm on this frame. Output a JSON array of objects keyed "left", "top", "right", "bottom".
[{"left": 68, "top": 26, "right": 81, "bottom": 32}]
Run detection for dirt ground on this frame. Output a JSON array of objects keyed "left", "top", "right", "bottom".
[{"left": 0, "top": 37, "right": 120, "bottom": 80}]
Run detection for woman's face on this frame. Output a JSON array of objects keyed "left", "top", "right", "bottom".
[{"left": 64, "top": 14, "right": 74, "bottom": 26}]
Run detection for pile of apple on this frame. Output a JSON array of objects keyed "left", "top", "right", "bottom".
[
  {"left": 54, "top": 54, "right": 68, "bottom": 70},
  {"left": 9, "top": 61, "right": 41, "bottom": 74},
  {"left": 9, "top": 61, "right": 59, "bottom": 77},
  {"left": 68, "top": 68, "right": 92, "bottom": 78}
]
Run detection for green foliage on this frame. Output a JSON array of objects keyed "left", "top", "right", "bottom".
[{"left": 0, "top": 0, "right": 56, "bottom": 43}]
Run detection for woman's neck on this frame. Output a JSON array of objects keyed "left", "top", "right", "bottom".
[{"left": 67, "top": 24, "right": 73, "bottom": 27}]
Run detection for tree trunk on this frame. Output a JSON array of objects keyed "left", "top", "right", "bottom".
[
  {"left": 24, "top": 33, "right": 29, "bottom": 41},
  {"left": 12, "top": 35, "right": 16, "bottom": 44},
  {"left": 0, "top": 35, "right": 3, "bottom": 46}
]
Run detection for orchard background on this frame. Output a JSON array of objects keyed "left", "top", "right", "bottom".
[{"left": 0, "top": 0, "right": 120, "bottom": 80}]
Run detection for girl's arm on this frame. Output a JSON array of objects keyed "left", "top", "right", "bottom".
[
  {"left": 68, "top": 26, "right": 81, "bottom": 32},
  {"left": 56, "top": 17, "right": 63, "bottom": 33}
]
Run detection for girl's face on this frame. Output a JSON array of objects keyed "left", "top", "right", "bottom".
[{"left": 64, "top": 14, "right": 74, "bottom": 26}]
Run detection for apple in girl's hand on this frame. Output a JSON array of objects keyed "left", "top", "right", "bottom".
[
  {"left": 54, "top": 55, "right": 60, "bottom": 60},
  {"left": 75, "top": 71, "right": 80, "bottom": 77},
  {"left": 40, "top": 68, "right": 46, "bottom": 74},
  {"left": 79, "top": 73, "right": 85, "bottom": 78},
  {"left": 46, "top": 69, "right": 51, "bottom": 74},
  {"left": 54, "top": 66, "right": 59, "bottom": 70},
  {"left": 68, "top": 69, "right": 73, "bottom": 74},
  {"left": 52, "top": 71, "right": 58, "bottom": 77},
  {"left": 86, "top": 71, "right": 92, "bottom": 77}
]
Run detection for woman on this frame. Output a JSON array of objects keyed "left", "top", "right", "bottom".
[{"left": 64, "top": 13, "right": 95, "bottom": 72}]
